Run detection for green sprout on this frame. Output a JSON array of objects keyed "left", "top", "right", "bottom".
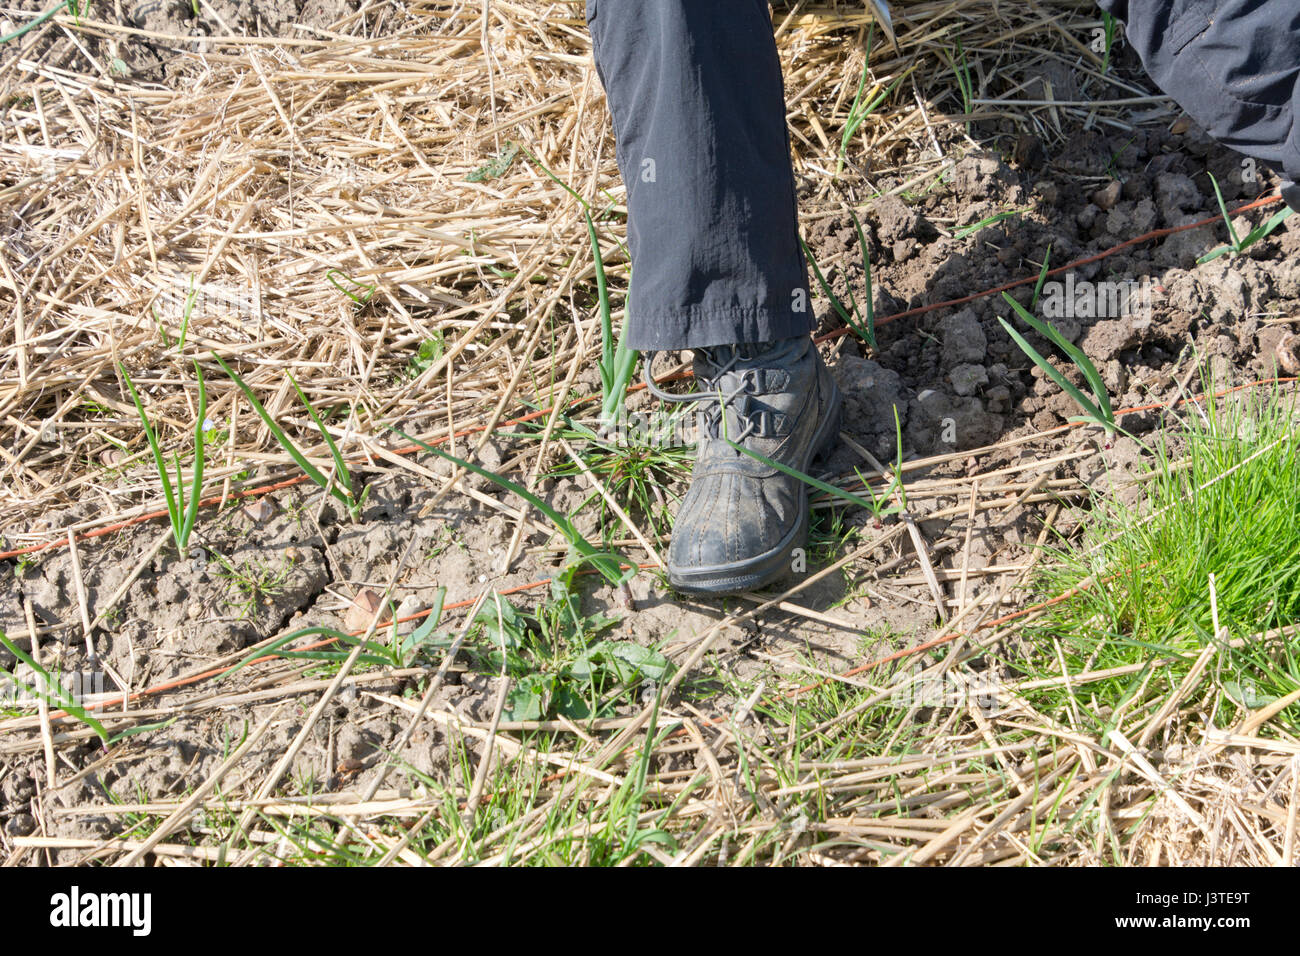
[
  {"left": 392, "top": 427, "right": 634, "bottom": 588},
  {"left": 943, "top": 37, "right": 974, "bottom": 134},
  {"left": 997, "top": 291, "right": 1115, "bottom": 433},
  {"left": 1198, "top": 171, "right": 1294, "bottom": 264},
  {"left": 213, "top": 353, "right": 369, "bottom": 522},
  {"left": 120, "top": 362, "right": 207, "bottom": 558},
  {"left": 325, "top": 269, "right": 375, "bottom": 307},
  {"left": 0, "top": 629, "right": 108, "bottom": 744}
]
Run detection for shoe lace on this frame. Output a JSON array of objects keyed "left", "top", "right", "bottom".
[{"left": 643, "top": 347, "right": 769, "bottom": 442}]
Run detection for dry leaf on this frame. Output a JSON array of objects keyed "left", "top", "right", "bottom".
[
  {"left": 1276, "top": 332, "right": 1300, "bottom": 375},
  {"left": 242, "top": 498, "right": 276, "bottom": 523},
  {"left": 345, "top": 588, "right": 390, "bottom": 633}
]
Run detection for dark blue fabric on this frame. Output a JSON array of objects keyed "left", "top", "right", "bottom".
[
  {"left": 586, "top": 0, "right": 815, "bottom": 350},
  {"left": 1098, "top": 0, "right": 1300, "bottom": 209},
  {"left": 587, "top": 1, "right": 1300, "bottom": 353}
]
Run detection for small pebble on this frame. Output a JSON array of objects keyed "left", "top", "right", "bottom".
[
  {"left": 1091, "top": 180, "right": 1122, "bottom": 210},
  {"left": 242, "top": 498, "right": 276, "bottom": 523}
]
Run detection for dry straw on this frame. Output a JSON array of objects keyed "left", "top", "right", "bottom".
[
  {"left": 0, "top": 0, "right": 1122, "bottom": 543},
  {"left": 7, "top": 2, "right": 1290, "bottom": 867}
]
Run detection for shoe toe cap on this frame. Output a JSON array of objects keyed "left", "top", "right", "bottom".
[{"left": 668, "top": 471, "right": 798, "bottom": 572}]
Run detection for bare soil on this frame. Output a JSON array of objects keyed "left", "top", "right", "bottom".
[{"left": 3, "top": 4, "right": 1298, "bottom": 863}]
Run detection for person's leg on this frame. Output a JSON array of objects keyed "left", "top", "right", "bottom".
[
  {"left": 586, "top": 0, "right": 814, "bottom": 350},
  {"left": 1098, "top": 0, "right": 1300, "bottom": 210},
  {"left": 585, "top": 0, "right": 841, "bottom": 595}
]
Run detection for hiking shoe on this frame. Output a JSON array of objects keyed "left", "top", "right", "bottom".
[{"left": 645, "top": 335, "right": 841, "bottom": 595}]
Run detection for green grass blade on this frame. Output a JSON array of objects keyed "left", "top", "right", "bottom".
[
  {"left": 273, "top": 649, "right": 393, "bottom": 667},
  {"left": 1031, "top": 244, "right": 1053, "bottom": 310},
  {"left": 601, "top": 326, "right": 639, "bottom": 428},
  {"left": 287, "top": 372, "right": 355, "bottom": 506},
  {"left": 120, "top": 364, "right": 180, "bottom": 536},
  {"left": 108, "top": 717, "right": 179, "bottom": 744},
  {"left": 954, "top": 209, "right": 1024, "bottom": 240},
  {"left": 842, "top": 275, "right": 864, "bottom": 334},
  {"left": 403, "top": 587, "right": 449, "bottom": 658},
  {"left": 1196, "top": 244, "right": 1234, "bottom": 264},
  {"left": 725, "top": 440, "right": 884, "bottom": 514},
  {"left": 180, "top": 362, "right": 206, "bottom": 546},
  {"left": 220, "top": 626, "right": 392, "bottom": 681},
  {"left": 0, "top": 628, "right": 108, "bottom": 742},
  {"left": 518, "top": 145, "right": 587, "bottom": 209},
  {"left": 0, "top": 1, "right": 70, "bottom": 44},
  {"left": 1238, "top": 205, "right": 1294, "bottom": 249},
  {"left": 1001, "top": 293, "right": 1112, "bottom": 424},
  {"left": 840, "top": 54, "right": 872, "bottom": 156},
  {"left": 799, "top": 238, "right": 851, "bottom": 324},
  {"left": 212, "top": 353, "right": 341, "bottom": 504},
  {"left": 838, "top": 25, "right": 876, "bottom": 167},
  {"left": 172, "top": 452, "right": 185, "bottom": 535},
  {"left": 391, "top": 428, "right": 629, "bottom": 585},
  {"left": 325, "top": 269, "right": 374, "bottom": 306},
  {"left": 849, "top": 207, "right": 878, "bottom": 351},
  {"left": 586, "top": 211, "right": 614, "bottom": 390},
  {"left": 997, "top": 315, "right": 1106, "bottom": 426},
  {"left": 1207, "top": 172, "right": 1240, "bottom": 250},
  {"left": 177, "top": 274, "right": 197, "bottom": 352}
]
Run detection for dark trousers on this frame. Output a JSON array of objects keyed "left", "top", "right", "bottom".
[
  {"left": 585, "top": 0, "right": 814, "bottom": 351},
  {"left": 587, "top": 1, "right": 1300, "bottom": 352},
  {"left": 1098, "top": 0, "right": 1300, "bottom": 210}
]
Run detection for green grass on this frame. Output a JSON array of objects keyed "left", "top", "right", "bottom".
[
  {"left": 845, "top": 208, "right": 879, "bottom": 352},
  {"left": 1099, "top": 13, "right": 1117, "bottom": 74},
  {"left": 211, "top": 554, "right": 291, "bottom": 621},
  {"left": 0, "top": 628, "right": 109, "bottom": 743},
  {"left": 120, "top": 361, "right": 207, "bottom": 558},
  {"left": 515, "top": 144, "right": 638, "bottom": 428},
  {"left": 800, "top": 232, "right": 881, "bottom": 353},
  {"left": 585, "top": 211, "right": 638, "bottom": 429},
  {"left": 1010, "top": 382, "right": 1300, "bottom": 739},
  {"left": 152, "top": 274, "right": 198, "bottom": 350},
  {"left": 728, "top": 404, "right": 907, "bottom": 528},
  {"left": 0, "top": 1, "right": 76, "bottom": 45},
  {"left": 836, "top": 25, "right": 901, "bottom": 176},
  {"left": 402, "top": 333, "right": 446, "bottom": 381},
  {"left": 215, "top": 354, "right": 369, "bottom": 522},
  {"left": 1197, "top": 171, "right": 1294, "bottom": 264},
  {"left": 943, "top": 36, "right": 974, "bottom": 134},
  {"left": 325, "top": 268, "right": 375, "bottom": 307},
  {"left": 997, "top": 290, "right": 1115, "bottom": 434},
  {"left": 436, "top": 568, "right": 669, "bottom": 723},
  {"left": 954, "top": 208, "right": 1025, "bottom": 241},
  {"left": 543, "top": 417, "right": 691, "bottom": 544},
  {"left": 394, "top": 426, "right": 633, "bottom": 587}
]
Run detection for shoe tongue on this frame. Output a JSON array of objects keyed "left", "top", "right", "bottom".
[
  {"left": 693, "top": 337, "right": 811, "bottom": 442},
  {"left": 694, "top": 336, "right": 808, "bottom": 392}
]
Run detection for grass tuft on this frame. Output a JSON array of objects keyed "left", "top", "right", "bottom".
[
  {"left": 120, "top": 361, "right": 207, "bottom": 558},
  {"left": 1015, "top": 382, "right": 1300, "bottom": 737}
]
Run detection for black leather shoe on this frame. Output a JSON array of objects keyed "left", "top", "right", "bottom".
[{"left": 646, "top": 335, "right": 841, "bottom": 595}]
